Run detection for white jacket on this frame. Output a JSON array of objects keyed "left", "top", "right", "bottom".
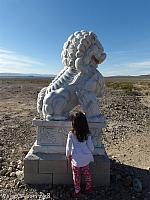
[{"left": 66, "top": 131, "right": 94, "bottom": 167}]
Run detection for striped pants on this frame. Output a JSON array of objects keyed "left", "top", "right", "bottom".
[{"left": 71, "top": 164, "right": 92, "bottom": 192}]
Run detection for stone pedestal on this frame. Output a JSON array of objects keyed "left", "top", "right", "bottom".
[{"left": 24, "top": 118, "right": 110, "bottom": 185}]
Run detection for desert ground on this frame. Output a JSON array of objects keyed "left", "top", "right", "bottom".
[{"left": 0, "top": 76, "right": 149, "bottom": 200}]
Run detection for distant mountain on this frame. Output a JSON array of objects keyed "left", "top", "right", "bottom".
[
  {"left": 0, "top": 73, "right": 149, "bottom": 80},
  {"left": 139, "top": 74, "right": 150, "bottom": 79},
  {"left": 0, "top": 73, "right": 56, "bottom": 78},
  {"left": 105, "top": 74, "right": 150, "bottom": 79}
]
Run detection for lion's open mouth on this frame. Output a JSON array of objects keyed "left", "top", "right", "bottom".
[{"left": 91, "top": 55, "right": 100, "bottom": 64}]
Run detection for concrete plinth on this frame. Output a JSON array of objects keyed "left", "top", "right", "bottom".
[
  {"left": 24, "top": 118, "right": 110, "bottom": 185},
  {"left": 24, "top": 148, "right": 110, "bottom": 185}
]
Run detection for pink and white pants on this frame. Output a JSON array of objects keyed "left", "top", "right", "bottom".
[{"left": 71, "top": 164, "right": 92, "bottom": 192}]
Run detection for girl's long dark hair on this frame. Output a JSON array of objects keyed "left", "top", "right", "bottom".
[{"left": 71, "top": 111, "right": 90, "bottom": 142}]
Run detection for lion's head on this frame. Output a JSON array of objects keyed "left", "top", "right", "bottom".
[{"left": 61, "top": 30, "right": 106, "bottom": 71}]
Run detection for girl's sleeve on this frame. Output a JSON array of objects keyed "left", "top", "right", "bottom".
[
  {"left": 66, "top": 132, "right": 73, "bottom": 157},
  {"left": 86, "top": 135, "right": 94, "bottom": 152}
]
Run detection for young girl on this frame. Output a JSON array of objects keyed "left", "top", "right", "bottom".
[{"left": 66, "top": 111, "right": 94, "bottom": 197}]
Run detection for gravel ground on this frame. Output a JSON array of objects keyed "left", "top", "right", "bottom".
[{"left": 0, "top": 78, "right": 149, "bottom": 200}]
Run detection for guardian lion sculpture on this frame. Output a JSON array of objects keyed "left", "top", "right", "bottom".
[{"left": 37, "top": 30, "right": 106, "bottom": 122}]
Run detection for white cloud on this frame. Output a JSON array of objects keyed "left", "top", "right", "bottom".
[
  {"left": 1, "top": 47, "right": 150, "bottom": 76},
  {"left": 100, "top": 60, "right": 150, "bottom": 76},
  {"left": 128, "top": 61, "right": 150, "bottom": 67},
  {"left": 0, "top": 47, "right": 46, "bottom": 73},
  {"left": 100, "top": 48, "right": 150, "bottom": 76}
]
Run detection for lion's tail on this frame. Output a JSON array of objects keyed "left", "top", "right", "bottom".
[{"left": 37, "top": 87, "right": 47, "bottom": 114}]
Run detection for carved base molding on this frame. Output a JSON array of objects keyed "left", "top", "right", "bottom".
[{"left": 32, "top": 118, "right": 107, "bottom": 155}]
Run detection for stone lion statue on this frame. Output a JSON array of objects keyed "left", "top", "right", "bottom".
[{"left": 37, "top": 30, "right": 106, "bottom": 122}]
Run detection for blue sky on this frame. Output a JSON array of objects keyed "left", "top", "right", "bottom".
[{"left": 0, "top": 0, "right": 150, "bottom": 76}]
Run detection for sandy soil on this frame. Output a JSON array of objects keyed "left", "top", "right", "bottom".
[{"left": 0, "top": 77, "right": 149, "bottom": 200}]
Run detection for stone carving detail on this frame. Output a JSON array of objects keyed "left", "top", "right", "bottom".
[
  {"left": 37, "top": 30, "right": 106, "bottom": 122},
  {"left": 90, "top": 128, "right": 102, "bottom": 147},
  {"left": 58, "top": 127, "right": 70, "bottom": 145},
  {"left": 38, "top": 127, "right": 57, "bottom": 145},
  {"left": 37, "top": 126, "right": 70, "bottom": 146}
]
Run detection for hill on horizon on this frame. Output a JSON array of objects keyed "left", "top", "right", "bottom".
[
  {"left": 0, "top": 73, "right": 149, "bottom": 79},
  {"left": 0, "top": 72, "right": 55, "bottom": 78}
]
